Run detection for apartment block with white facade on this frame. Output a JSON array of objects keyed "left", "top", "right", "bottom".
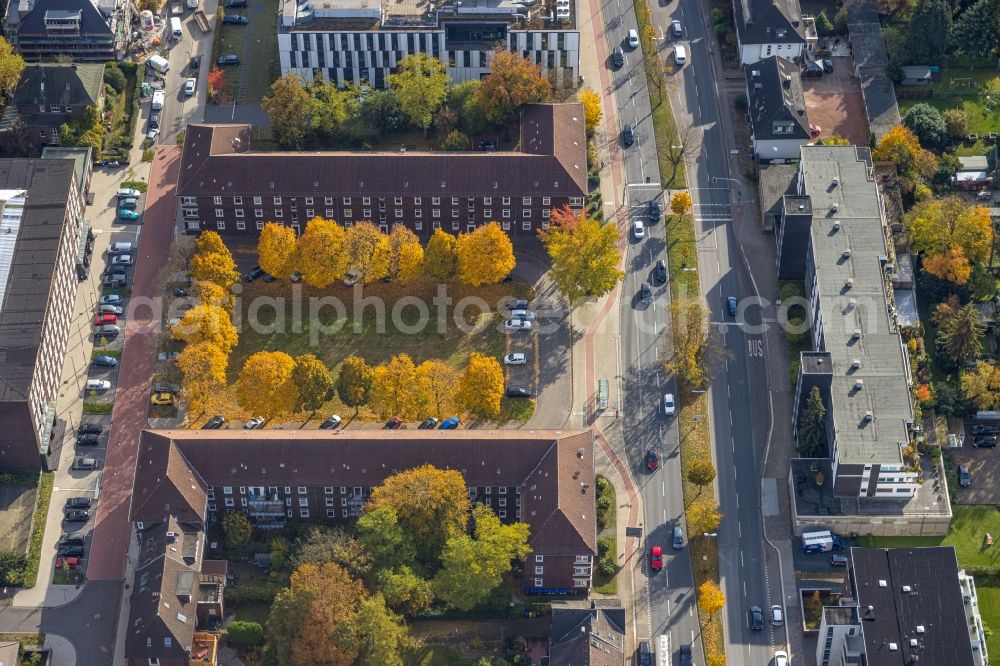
[
  {"left": 278, "top": 0, "right": 579, "bottom": 88},
  {"left": 0, "top": 159, "right": 84, "bottom": 470}
]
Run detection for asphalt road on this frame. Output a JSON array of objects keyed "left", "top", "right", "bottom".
[
  {"left": 596, "top": 0, "right": 702, "bottom": 662},
  {"left": 650, "top": 0, "right": 778, "bottom": 662}
]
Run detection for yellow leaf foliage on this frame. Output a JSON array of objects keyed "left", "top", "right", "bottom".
[
  {"left": 456, "top": 222, "right": 516, "bottom": 286},
  {"left": 671, "top": 191, "right": 693, "bottom": 216},
  {"left": 171, "top": 304, "right": 238, "bottom": 353},
  {"left": 234, "top": 350, "right": 299, "bottom": 419},
  {"left": 579, "top": 88, "right": 602, "bottom": 135},
  {"left": 258, "top": 222, "right": 298, "bottom": 279},
  {"left": 297, "top": 216, "right": 348, "bottom": 288},
  {"left": 455, "top": 352, "right": 505, "bottom": 418},
  {"left": 922, "top": 245, "right": 972, "bottom": 284}
]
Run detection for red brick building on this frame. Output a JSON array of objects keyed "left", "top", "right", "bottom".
[{"left": 176, "top": 103, "right": 588, "bottom": 237}]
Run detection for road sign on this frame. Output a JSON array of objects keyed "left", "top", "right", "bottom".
[{"left": 625, "top": 527, "right": 643, "bottom": 537}]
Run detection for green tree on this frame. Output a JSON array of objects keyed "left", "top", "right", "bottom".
[
  {"left": 262, "top": 74, "right": 312, "bottom": 149},
  {"left": 814, "top": 9, "right": 833, "bottom": 34},
  {"left": 334, "top": 593, "right": 410, "bottom": 666},
  {"left": 833, "top": 5, "right": 849, "bottom": 32},
  {"left": 433, "top": 505, "right": 531, "bottom": 611},
  {"left": 291, "top": 527, "right": 374, "bottom": 579},
  {"left": 797, "top": 386, "right": 827, "bottom": 457},
  {"left": 389, "top": 54, "right": 449, "bottom": 134},
  {"left": 361, "top": 89, "right": 409, "bottom": 133},
  {"left": 297, "top": 216, "right": 349, "bottom": 288},
  {"left": 906, "top": 0, "right": 952, "bottom": 62},
  {"left": 446, "top": 80, "right": 488, "bottom": 134},
  {"left": 475, "top": 50, "right": 552, "bottom": 125},
  {"left": 337, "top": 355, "right": 374, "bottom": 415},
  {"left": 934, "top": 299, "right": 985, "bottom": 366},
  {"left": 0, "top": 37, "right": 26, "bottom": 100},
  {"left": 223, "top": 512, "right": 252, "bottom": 549},
  {"left": 103, "top": 64, "right": 127, "bottom": 93},
  {"left": 234, "top": 351, "right": 299, "bottom": 419},
  {"left": 951, "top": 0, "right": 999, "bottom": 57},
  {"left": 226, "top": 620, "right": 265, "bottom": 650},
  {"left": 258, "top": 222, "right": 298, "bottom": 279},
  {"left": 292, "top": 354, "right": 334, "bottom": 414},
  {"left": 0, "top": 550, "right": 27, "bottom": 586},
  {"left": 538, "top": 206, "right": 623, "bottom": 301},
  {"left": 456, "top": 222, "right": 516, "bottom": 286},
  {"left": 942, "top": 108, "right": 971, "bottom": 138},
  {"left": 441, "top": 129, "right": 471, "bottom": 151},
  {"left": 309, "top": 75, "right": 359, "bottom": 141},
  {"left": 423, "top": 229, "right": 458, "bottom": 279},
  {"left": 455, "top": 352, "right": 505, "bottom": 418},
  {"left": 903, "top": 103, "right": 948, "bottom": 148},
  {"left": 356, "top": 505, "right": 417, "bottom": 567},
  {"left": 376, "top": 566, "right": 434, "bottom": 615},
  {"left": 367, "top": 465, "right": 472, "bottom": 563}
]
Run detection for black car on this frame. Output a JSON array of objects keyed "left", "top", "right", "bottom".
[
  {"left": 319, "top": 415, "right": 342, "bottom": 430},
  {"left": 477, "top": 140, "right": 496, "bottom": 151},
  {"left": 59, "top": 535, "right": 85, "bottom": 547},
  {"left": 222, "top": 14, "right": 248, "bottom": 24},
  {"left": 76, "top": 433, "right": 100, "bottom": 446},
  {"left": 803, "top": 63, "right": 823, "bottom": 77},
  {"left": 973, "top": 435, "right": 998, "bottom": 448},
  {"left": 173, "top": 287, "right": 189, "bottom": 297},
  {"left": 262, "top": 273, "right": 277, "bottom": 283},
  {"left": 217, "top": 55, "right": 240, "bottom": 66},
  {"left": 418, "top": 417, "right": 439, "bottom": 429},
  {"left": 612, "top": 46, "right": 625, "bottom": 68},
  {"left": 65, "top": 497, "right": 91, "bottom": 510},
  {"left": 78, "top": 423, "right": 102, "bottom": 435},
  {"left": 639, "top": 281, "right": 652, "bottom": 302},
  {"left": 96, "top": 159, "right": 124, "bottom": 168},
  {"left": 149, "top": 113, "right": 160, "bottom": 129},
  {"left": 649, "top": 200, "right": 661, "bottom": 222},
  {"left": 203, "top": 415, "right": 226, "bottom": 430},
  {"left": 638, "top": 641, "right": 652, "bottom": 666},
  {"left": 822, "top": 58, "right": 834, "bottom": 73},
  {"left": 622, "top": 124, "right": 635, "bottom": 146},
  {"left": 679, "top": 645, "right": 693, "bottom": 666},
  {"left": 64, "top": 509, "right": 90, "bottom": 523},
  {"left": 384, "top": 416, "right": 404, "bottom": 429},
  {"left": 748, "top": 605, "right": 764, "bottom": 630},
  {"left": 243, "top": 266, "right": 265, "bottom": 282},
  {"left": 57, "top": 543, "right": 85, "bottom": 556},
  {"left": 224, "top": 0, "right": 247, "bottom": 6},
  {"left": 972, "top": 424, "right": 1000, "bottom": 435},
  {"left": 654, "top": 259, "right": 667, "bottom": 283},
  {"left": 505, "top": 386, "right": 533, "bottom": 398},
  {"left": 153, "top": 382, "right": 180, "bottom": 394},
  {"left": 189, "top": 55, "right": 202, "bottom": 70},
  {"left": 959, "top": 464, "right": 972, "bottom": 487}
]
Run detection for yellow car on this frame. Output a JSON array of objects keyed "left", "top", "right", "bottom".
[{"left": 150, "top": 392, "right": 175, "bottom": 406}]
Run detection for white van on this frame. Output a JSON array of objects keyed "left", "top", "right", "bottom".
[
  {"left": 170, "top": 16, "right": 183, "bottom": 40},
  {"left": 674, "top": 45, "right": 687, "bottom": 65},
  {"left": 109, "top": 242, "right": 134, "bottom": 255},
  {"left": 116, "top": 188, "right": 140, "bottom": 198},
  {"left": 151, "top": 90, "right": 165, "bottom": 111},
  {"left": 656, "top": 635, "right": 670, "bottom": 666},
  {"left": 146, "top": 55, "right": 169, "bottom": 75}
]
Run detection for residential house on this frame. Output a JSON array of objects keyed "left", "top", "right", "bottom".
[
  {"left": 129, "top": 429, "right": 598, "bottom": 595},
  {"left": 0, "top": 158, "right": 85, "bottom": 470},
  {"left": 3, "top": 0, "right": 130, "bottom": 61},
  {"left": 176, "top": 103, "right": 587, "bottom": 237},
  {"left": 0, "top": 63, "right": 105, "bottom": 152},
  {"left": 744, "top": 56, "right": 813, "bottom": 161},
  {"left": 732, "top": 0, "right": 816, "bottom": 64},
  {"left": 898, "top": 65, "right": 933, "bottom": 88},
  {"left": 549, "top": 600, "right": 626, "bottom": 665},
  {"left": 816, "top": 547, "right": 986, "bottom": 666},
  {"left": 278, "top": 0, "right": 579, "bottom": 88}
]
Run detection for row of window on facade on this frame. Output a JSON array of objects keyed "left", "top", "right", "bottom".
[
  {"left": 189, "top": 207, "right": 553, "bottom": 221},
  {"left": 200, "top": 219, "right": 546, "bottom": 233},
  {"left": 211, "top": 504, "right": 519, "bottom": 520},
  {"left": 186, "top": 195, "right": 578, "bottom": 207},
  {"left": 210, "top": 484, "right": 521, "bottom": 496}
]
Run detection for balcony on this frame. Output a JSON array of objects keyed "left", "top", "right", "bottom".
[
  {"left": 247, "top": 494, "right": 286, "bottom": 528},
  {"left": 190, "top": 632, "right": 218, "bottom": 665}
]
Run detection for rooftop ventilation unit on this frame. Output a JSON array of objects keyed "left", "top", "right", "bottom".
[
  {"left": 852, "top": 358, "right": 861, "bottom": 369},
  {"left": 833, "top": 221, "right": 841, "bottom": 231},
  {"left": 855, "top": 379, "right": 864, "bottom": 390},
  {"left": 846, "top": 278, "right": 854, "bottom": 289},
  {"left": 842, "top": 248, "right": 852, "bottom": 258},
  {"left": 916, "top": 625, "right": 925, "bottom": 634},
  {"left": 864, "top": 410, "right": 873, "bottom": 421},
  {"left": 902, "top": 585, "right": 912, "bottom": 593},
  {"left": 831, "top": 202, "right": 839, "bottom": 212},
  {"left": 852, "top": 329, "right": 861, "bottom": 340},
  {"left": 910, "top": 639, "right": 919, "bottom": 648},
  {"left": 879, "top": 580, "right": 887, "bottom": 587},
  {"left": 889, "top": 643, "right": 898, "bottom": 652}
]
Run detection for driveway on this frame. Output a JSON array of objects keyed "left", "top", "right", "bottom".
[
  {"left": 952, "top": 445, "right": 1000, "bottom": 505},
  {"left": 802, "top": 56, "right": 869, "bottom": 145}
]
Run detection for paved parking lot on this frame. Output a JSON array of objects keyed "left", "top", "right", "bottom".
[
  {"left": 801, "top": 56, "right": 869, "bottom": 145},
  {"left": 952, "top": 420, "right": 1000, "bottom": 504}
]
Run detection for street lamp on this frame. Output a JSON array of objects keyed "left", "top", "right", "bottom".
[
  {"left": 712, "top": 176, "right": 744, "bottom": 199},
  {"left": 703, "top": 532, "right": 718, "bottom": 537}
]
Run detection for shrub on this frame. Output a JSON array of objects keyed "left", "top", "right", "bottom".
[
  {"left": 142, "top": 149, "right": 154, "bottom": 162},
  {"left": 815, "top": 9, "right": 833, "bottom": 35},
  {"left": 224, "top": 579, "right": 283, "bottom": 603},
  {"left": 903, "top": 103, "right": 948, "bottom": 148},
  {"left": 103, "top": 64, "right": 127, "bottom": 93},
  {"left": 226, "top": 620, "right": 264, "bottom": 649}
]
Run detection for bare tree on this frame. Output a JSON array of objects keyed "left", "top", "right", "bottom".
[{"left": 665, "top": 125, "right": 701, "bottom": 182}]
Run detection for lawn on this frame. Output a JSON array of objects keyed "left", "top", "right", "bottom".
[
  {"left": 210, "top": 0, "right": 280, "bottom": 105},
  {"left": 23, "top": 473, "right": 52, "bottom": 588},
  {"left": 897, "top": 67, "right": 1000, "bottom": 155},
  {"left": 405, "top": 645, "right": 472, "bottom": 666},
  {"left": 974, "top": 574, "right": 1000, "bottom": 660},
  {"left": 234, "top": 601, "right": 270, "bottom": 625}
]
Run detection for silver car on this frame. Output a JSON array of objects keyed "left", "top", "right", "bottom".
[{"left": 504, "top": 353, "right": 527, "bottom": 365}]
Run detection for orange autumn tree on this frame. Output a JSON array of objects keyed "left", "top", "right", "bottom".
[{"left": 206, "top": 68, "right": 225, "bottom": 93}]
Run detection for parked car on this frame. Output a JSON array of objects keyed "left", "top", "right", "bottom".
[
  {"left": 505, "top": 299, "right": 530, "bottom": 311},
  {"left": 99, "top": 304, "right": 123, "bottom": 315},
  {"left": 649, "top": 200, "right": 661, "bottom": 222},
  {"left": 65, "top": 497, "right": 91, "bottom": 510},
  {"left": 319, "top": 415, "right": 342, "bottom": 430},
  {"left": 203, "top": 415, "right": 226, "bottom": 429},
  {"left": 646, "top": 449, "right": 659, "bottom": 470},
  {"left": 972, "top": 424, "right": 1000, "bottom": 435},
  {"left": 663, "top": 393, "right": 675, "bottom": 416},
  {"left": 262, "top": 273, "right": 277, "bottom": 283},
  {"left": 224, "top": 0, "right": 246, "bottom": 6},
  {"left": 959, "top": 464, "right": 972, "bottom": 487},
  {"left": 243, "top": 416, "right": 265, "bottom": 430},
  {"left": 650, "top": 545, "right": 663, "bottom": 571},
  {"left": 418, "top": 416, "right": 439, "bottom": 429},
  {"left": 99, "top": 294, "right": 123, "bottom": 306},
  {"left": 117, "top": 188, "right": 140, "bottom": 199},
  {"left": 118, "top": 197, "right": 138, "bottom": 210},
  {"left": 633, "top": 220, "right": 645, "bottom": 239},
  {"left": 822, "top": 59, "right": 834, "bottom": 73},
  {"left": 55, "top": 556, "right": 82, "bottom": 569},
  {"left": 58, "top": 535, "right": 85, "bottom": 548},
  {"left": 150, "top": 392, "right": 175, "bottom": 406},
  {"left": 385, "top": 416, "right": 404, "bottom": 429},
  {"left": 222, "top": 14, "right": 248, "bottom": 23},
  {"left": 771, "top": 605, "right": 784, "bottom": 626},
  {"left": 505, "top": 386, "right": 533, "bottom": 398},
  {"left": 217, "top": 55, "right": 240, "bottom": 66},
  {"left": 78, "top": 423, "right": 102, "bottom": 435},
  {"left": 243, "top": 266, "right": 265, "bottom": 282},
  {"left": 439, "top": 416, "right": 460, "bottom": 430},
  {"left": 654, "top": 259, "right": 667, "bottom": 283},
  {"left": 504, "top": 319, "right": 532, "bottom": 332},
  {"left": 509, "top": 309, "right": 535, "bottom": 321},
  {"left": 57, "top": 544, "right": 85, "bottom": 557},
  {"left": 92, "top": 314, "right": 118, "bottom": 326},
  {"left": 183, "top": 78, "right": 197, "bottom": 96},
  {"left": 148, "top": 113, "right": 160, "bottom": 130},
  {"left": 118, "top": 209, "right": 139, "bottom": 221},
  {"left": 673, "top": 525, "right": 685, "bottom": 549},
  {"left": 638, "top": 641, "right": 652, "bottom": 666},
  {"left": 830, "top": 554, "right": 849, "bottom": 566},
  {"left": 64, "top": 509, "right": 90, "bottom": 522},
  {"left": 612, "top": 46, "right": 625, "bottom": 68},
  {"left": 973, "top": 435, "right": 998, "bottom": 448},
  {"left": 477, "top": 140, "right": 496, "bottom": 151},
  {"left": 101, "top": 275, "right": 127, "bottom": 287},
  {"left": 671, "top": 19, "right": 683, "bottom": 36},
  {"left": 92, "top": 355, "right": 118, "bottom": 368},
  {"left": 95, "top": 324, "right": 120, "bottom": 337},
  {"left": 623, "top": 124, "right": 635, "bottom": 146},
  {"left": 85, "top": 379, "right": 111, "bottom": 392},
  {"left": 748, "top": 605, "right": 764, "bottom": 630},
  {"left": 290, "top": 271, "right": 304, "bottom": 283},
  {"left": 189, "top": 55, "right": 202, "bottom": 70},
  {"left": 112, "top": 254, "right": 134, "bottom": 267},
  {"left": 76, "top": 433, "right": 100, "bottom": 446},
  {"left": 503, "top": 353, "right": 527, "bottom": 365},
  {"left": 627, "top": 28, "right": 639, "bottom": 48},
  {"left": 774, "top": 651, "right": 788, "bottom": 666}
]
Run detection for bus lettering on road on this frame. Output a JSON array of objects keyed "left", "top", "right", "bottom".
[{"left": 748, "top": 338, "right": 764, "bottom": 358}]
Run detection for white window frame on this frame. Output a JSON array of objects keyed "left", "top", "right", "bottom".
[
  {"left": 213, "top": 196, "right": 222, "bottom": 205},
  {"left": 273, "top": 196, "right": 282, "bottom": 205}
]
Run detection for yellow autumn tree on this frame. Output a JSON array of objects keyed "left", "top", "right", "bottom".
[
  {"left": 873, "top": 125, "right": 938, "bottom": 179},
  {"left": 191, "top": 280, "right": 231, "bottom": 308},
  {"left": 456, "top": 222, "right": 516, "bottom": 286},
  {"left": 538, "top": 206, "right": 623, "bottom": 301},
  {"left": 414, "top": 359, "right": 460, "bottom": 418},
  {"left": 369, "top": 354, "right": 420, "bottom": 419},
  {"left": 962, "top": 361, "right": 1000, "bottom": 411},
  {"left": 234, "top": 350, "right": 299, "bottom": 419},
  {"left": 905, "top": 197, "right": 991, "bottom": 284},
  {"left": 922, "top": 245, "right": 973, "bottom": 284},
  {"left": 664, "top": 298, "right": 726, "bottom": 393},
  {"left": 194, "top": 230, "right": 228, "bottom": 256},
  {"left": 423, "top": 229, "right": 458, "bottom": 279},
  {"left": 455, "top": 352, "right": 505, "bottom": 418},
  {"left": 698, "top": 581, "right": 726, "bottom": 618},
  {"left": 387, "top": 225, "right": 424, "bottom": 284},
  {"left": 670, "top": 191, "right": 693, "bottom": 216},
  {"left": 296, "top": 216, "right": 349, "bottom": 289},
  {"left": 258, "top": 222, "right": 298, "bottom": 279},
  {"left": 189, "top": 249, "right": 239, "bottom": 290},
  {"left": 579, "top": 88, "right": 602, "bottom": 135},
  {"left": 346, "top": 221, "right": 391, "bottom": 283},
  {"left": 177, "top": 341, "right": 229, "bottom": 415},
  {"left": 171, "top": 304, "right": 238, "bottom": 353}
]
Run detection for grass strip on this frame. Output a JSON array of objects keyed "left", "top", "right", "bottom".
[
  {"left": 83, "top": 402, "right": 114, "bottom": 414},
  {"left": 593, "top": 535, "right": 618, "bottom": 594},
  {"left": 633, "top": 0, "right": 687, "bottom": 188},
  {"left": 23, "top": 473, "right": 53, "bottom": 588}
]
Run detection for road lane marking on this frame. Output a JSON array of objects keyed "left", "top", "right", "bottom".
[
  {"left": 743, "top": 581, "right": 747, "bottom": 598},
  {"left": 741, "top": 551, "right": 744, "bottom": 567}
]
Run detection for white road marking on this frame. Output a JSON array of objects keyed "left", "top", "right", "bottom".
[
  {"left": 741, "top": 551, "right": 744, "bottom": 567},
  {"left": 743, "top": 581, "right": 747, "bottom": 598}
]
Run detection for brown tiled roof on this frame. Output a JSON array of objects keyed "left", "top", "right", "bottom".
[
  {"left": 124, "top": 518, "right": 202, "bottom": 661},
  {"left": 177, "top": 104, "right": 587, "bottom": 199},
  {"left": 135, "top": 428, "right": 596, "bottom": 556},
  {"left": 130, "top": 431, "right": 208, "bottom": 525},
  {"left": 550, "top": 603, "right": 627, "bottom": 666}
]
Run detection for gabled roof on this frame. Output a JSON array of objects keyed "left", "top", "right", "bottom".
[
  {"left": 130, "top": 432, "right": 208, "bottom": 525},
  {"left": 550, "top": 602, "right": 626, "bottom": 666},
  {"left": 124, "top": 518, "right": 203, "bottom": 661},
  {"left": 177, "top": 103, "right": 588, "bottom": 199},
  {"left": 16, "top": 0, "right": 113, "bottom": 37},
  {"left": 13, "top": 64, "right": 104, "bottom": 110},
  {"left": 734, "top": 0, "right": 807, "bottom": 45},
  {"left": 745, "top": 56, "right": 811, "bottom": 142}
]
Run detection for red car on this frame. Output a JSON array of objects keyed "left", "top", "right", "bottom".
[
  {"left": 646, "top": 449, "right": 660, "bottom": 471},
  {"left": 92, "top": 314, "right": 117, "bottom": 326},
  {"left": 650, "top": 546, "right": 663, "bottom": 571},
  {"left": 55, "top": 556, "right": 81, "bottom": 570}
]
